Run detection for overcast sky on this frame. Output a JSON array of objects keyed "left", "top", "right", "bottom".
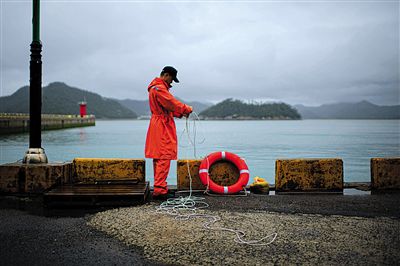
[{"left": 1, "top": 0, "right": 399, "bottom": 106}]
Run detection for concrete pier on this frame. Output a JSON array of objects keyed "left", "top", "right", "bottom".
[{"left": 0, "top": 113, "right": 95, "bottom": 135}]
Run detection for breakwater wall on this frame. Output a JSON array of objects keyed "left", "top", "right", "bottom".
[
  {"left": 0, "top": 113, "right": 95, "bottom": 135},
  {"left": 177, "top": 157, "right": 400, "bottom": 193},
  {"left": 0, "top": 157, "right": 399, "bottom": 194}
]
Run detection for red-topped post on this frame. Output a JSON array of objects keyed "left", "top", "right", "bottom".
[{"left": 79, "top": 101, "right": 87, "bottom": 117}]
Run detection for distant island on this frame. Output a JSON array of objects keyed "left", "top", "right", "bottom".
[
  {"left": 295, "top": 101, "right": 400, "bottom": 119},
  {"left": 0, "top": 82, "right": 210, "bottom": 120},
  {"left": 0, "top": 82, "right": 137, "bottom": 119},
  {"left": 1, "top": 82, "right": 398, "bottom": 120},
  {"left": 199, "top": 98, "right": 301, "bottom": 120}
]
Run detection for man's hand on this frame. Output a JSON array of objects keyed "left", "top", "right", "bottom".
[{"left": 184, "top": 106, "right": 193, "bottom": 118}]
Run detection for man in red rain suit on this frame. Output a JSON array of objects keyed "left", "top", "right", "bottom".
[{"left": 145, "top": 66, "right": 193, "bottom": 199}]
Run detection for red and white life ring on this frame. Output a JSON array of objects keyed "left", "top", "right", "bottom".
[{"left": 199, "top": 151, "right": 249, "bottom": 194}]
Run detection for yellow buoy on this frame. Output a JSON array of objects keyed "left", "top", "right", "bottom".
[{"left": 249, "top": 176, "right": 269, "bottom": 194}]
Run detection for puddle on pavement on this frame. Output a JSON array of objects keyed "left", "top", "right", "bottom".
[{"left": 344, "top": 188, "right": 371, "bottom": 195}]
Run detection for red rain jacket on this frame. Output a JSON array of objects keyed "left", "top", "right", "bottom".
[{"left": 145, "top": 77, "right": 192, "bottom": 159}]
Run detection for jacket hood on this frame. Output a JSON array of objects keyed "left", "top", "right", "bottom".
[{"left": 148, "top": 77, "right": 171, "bottom": 91}]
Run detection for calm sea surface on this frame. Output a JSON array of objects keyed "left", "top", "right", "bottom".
[{"left": 1, "top": 120, "right": 399, "bottom": 185}]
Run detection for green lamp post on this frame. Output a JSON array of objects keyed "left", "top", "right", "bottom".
[{"left": 23, "top": 0, "right": 48, "bottom": 163}]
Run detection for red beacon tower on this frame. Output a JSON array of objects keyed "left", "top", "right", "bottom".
[{"left": 79, "top": 100, "right": 87, "bottom": 117}]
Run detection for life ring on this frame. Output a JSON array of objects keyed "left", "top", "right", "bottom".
[{"left": 199, "top": 151, "right": 249, "bottom": 194}]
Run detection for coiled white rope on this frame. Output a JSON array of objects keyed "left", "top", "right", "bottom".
[{"left": 155, "top": 111, "right": 277, "bottom": 246}]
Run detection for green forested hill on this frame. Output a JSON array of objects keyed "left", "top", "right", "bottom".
[
  {"left": 294, "top": 101, "right": 400, "bottom": 119},
  {"left": 0, "top": 82, "right": 137, "bottom": 119},
  {"left": 199, "top": 98, "right": 301, "bottom": 119}
]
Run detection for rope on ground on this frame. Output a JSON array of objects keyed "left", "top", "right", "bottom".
[{"left": 155, "top": 111, "right": 277, "bottom": 246}]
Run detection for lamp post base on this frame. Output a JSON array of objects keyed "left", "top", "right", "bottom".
[{"left": 23, "top": 148, "right": 48, "bottom": 164}]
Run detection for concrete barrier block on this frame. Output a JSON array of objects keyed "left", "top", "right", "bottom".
[
  {"left": 177, "top": 159, "right": 239, "bottom": 191},
  {"left": 177, "top": 160, "right": 203, "bottom": 190},
  {"left": 0, "top": 164, "right": 24, "bottom": 193},
  {"left": 73, "top": 158, "right": 145, "bottom": 183},
  {"left": 0, "top": 162, "right": 72, "bottom": 193},
  {"left": 275, "top": 158, "right": 343, "bottom": 193},
  {"left": 25, "top": 162, "right": 72, "bottom": 193},
  {"left": 371, "top": 158, "right": 400, "bottom": 190}
]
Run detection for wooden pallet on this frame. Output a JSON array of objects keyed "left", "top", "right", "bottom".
[{"left": 44, "top": 181, "right": 150, "bottom": 207}]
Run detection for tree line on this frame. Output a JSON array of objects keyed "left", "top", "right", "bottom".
[{"left": 199, "top": 98, "right": 301, "bottom": 119}]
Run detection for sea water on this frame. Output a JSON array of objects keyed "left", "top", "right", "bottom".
[{"left": 1, "top": 119, "right": 399, "bottom": 185}]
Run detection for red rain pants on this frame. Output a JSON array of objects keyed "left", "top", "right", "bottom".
[{"left": 153, "top": 159, "right": 171, "bottom": 196}]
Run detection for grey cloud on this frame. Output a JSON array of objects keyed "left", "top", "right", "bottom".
[{"left": 1, "top": 2, "right": 398, "bottom": 105}]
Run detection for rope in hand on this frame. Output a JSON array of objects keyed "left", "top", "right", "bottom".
[{"left": 155, "top": 111, "right": 277, "bottom": 246}]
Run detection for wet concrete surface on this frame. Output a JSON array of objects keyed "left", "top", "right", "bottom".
[
  {"left": 90, "top": 193, "right": 400, "bottom": 265},
  {"left": 1, "top": 191, "right": 399, "bottom": 265},
  {"left": 202, "top": 191, "right": 400, "bottom": 218},
  {"left": 0, "top": 196, "right": 160, "bottom": 266}
]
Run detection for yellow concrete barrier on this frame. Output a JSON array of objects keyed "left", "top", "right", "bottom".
[
  {"left": 275, "top": 158, "right": 343, "bottom": 193},
  {"left": 73, "top": 158, "right": 145, "bottom": 183},
  {"left": 371, "top": 158, "right": 400, "bottom": 190},
  {"left": 0, "top": 162, "right": 72, "bottom": 193},
  {"left": 0, "top": 164, "right": 23, "bottom": 193},
  {"left": 177, "top": 159, "right": 239, "bottom": 191}
]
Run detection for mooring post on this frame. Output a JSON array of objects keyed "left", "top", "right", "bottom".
[{"left": 23, "top": 0, "right": 48, "bottom": 163}]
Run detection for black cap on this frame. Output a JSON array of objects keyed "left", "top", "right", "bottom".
[{"left": 162, "top": 66, "right": 179, "bottom": 83}]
